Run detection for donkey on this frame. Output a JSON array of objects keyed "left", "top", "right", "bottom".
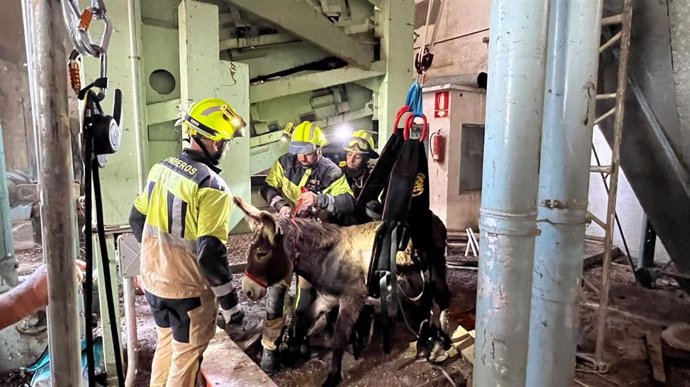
[{"left": 234, "top": 196, "right": 450, "bottom": 387}]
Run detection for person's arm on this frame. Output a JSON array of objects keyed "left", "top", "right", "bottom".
[
  {"left": 0, "top": 261, "right": 85, "bottom": 330},
  {"left": 261, "top": 160, "right": 290, "bottom": 213},
  {"left": 319, "top": 170, "right": 355, "bottom": 216},
  {"left": 129, "top": 180, "right": 152, "bottom": 242},
  {"left": 197, "top": 186, "right": 243, "bottom": 324},
  {"left": 0, "top": 266, "right": 49, "bottom": 330}
]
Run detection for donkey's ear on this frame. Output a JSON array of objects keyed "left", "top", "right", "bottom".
[
  {"left": 233, "top": 195, "right": 262, "bottom": 230},
  {"left": 259, "top": 212, "right": 280, "bottom": 244}
]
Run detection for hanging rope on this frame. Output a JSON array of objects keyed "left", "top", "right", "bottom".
[{"left": 415, "top": 0, "right": 445, "bottom": 84}]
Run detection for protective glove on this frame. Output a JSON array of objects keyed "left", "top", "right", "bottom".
[
  {"left": 217, "top": 288, "right": 244, "bottom": 326},
  {"left": 221, "top": 304, "right": 244, "bottom": 325},
  {"left": 279, "top": 205, "right": 292, "bottom": 218}
]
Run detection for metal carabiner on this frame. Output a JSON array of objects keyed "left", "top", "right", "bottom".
[
  {"left": 403, "top": 114, "right": 428, "bottom": 142},
  {"left": 62, "top": 0, "right": 112, "bottom": 61}
]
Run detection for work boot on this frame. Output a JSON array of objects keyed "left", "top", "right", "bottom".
[{"left": 260, "top": 347, "right": 279, "bottom": 375}]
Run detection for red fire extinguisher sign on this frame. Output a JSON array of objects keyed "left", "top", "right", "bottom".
[{"left": 434, "top": 91, "right": 449, "bottom": 118}]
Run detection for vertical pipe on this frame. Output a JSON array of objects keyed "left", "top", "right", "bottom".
[
  {"left": 21, "top": 0, "right": 42, "bottom": 179},
  {"left": 474, "top": 1, "right": 550, "bottom": 386},
  {"left": 127, "top": 0, "right": 149, "bottom": 184},
  {"left": 125, "top": 1, "right": 147, "bottom": 384},
  {"left": 22, "top": 1, "right": 81, "bottom": 386},
  {"left": 0, "top": 122, "right": 17, "bottom": 289},
  {"left": 526, "top": 1, "right": 603, "bottom": 386},
  {"left": 123, "top": 0, "right": 147, "bottom": 387}
]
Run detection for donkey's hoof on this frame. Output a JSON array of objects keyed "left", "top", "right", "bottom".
[{"left": 322, "top": 372, "right": 342, "bottom": 387}]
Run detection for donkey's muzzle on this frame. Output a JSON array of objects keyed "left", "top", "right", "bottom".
[{"left": 242, "top": 275, "right": 267, "bottom": 301}]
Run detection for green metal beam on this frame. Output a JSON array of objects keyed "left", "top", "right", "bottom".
[
  {"left": 146, "top": 99, "right": 181, "bottom": 126},
  {"left": 250, "top": 63, "right": 384, "bottom": 103},
  {"left": 377, "top": 0, "right": 414, "bottom": 142},
  {"left": 224, "top": 0, "right": 374, "bottom": 69},
  {"left": 179, "top": 0, "right": 251, "bottom": 231},
  {"left": 219, "top": 33, "right": 299, "bottom": 51}
]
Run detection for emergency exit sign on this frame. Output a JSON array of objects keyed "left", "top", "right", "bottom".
[{"left": 434, "top": 91, "right": 450, "bottom": 118}]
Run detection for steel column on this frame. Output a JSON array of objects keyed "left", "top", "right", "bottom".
[
  {"left": 526, "top": 1, "right": 604, "bottom": 386},
  {"left": 639, "top": 216, "right": 656, "bottom": 269},
  {"left": 474, "top": 1, "right": 550, "bottom": 386},
  {"left": 22, "top": 1, "right": 81, "bottom": 386},
  {"left": 0, "top": 122, "right": 17, "bottom": 291}
]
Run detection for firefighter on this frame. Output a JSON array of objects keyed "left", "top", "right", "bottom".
[
  {"left": 128, "top": 98, "right": 246, "bottom": 387},
  {"left": 259, "top": 120, "right": 354, "bottom": 373},
  {"left": 340, "top": 130, "right": 379, "bottom": 198},
  {"left": 262, "top": 120, "right": 354, "bottom": 219},
  {"left": 335, "top": 129, "right": 380, "bottom": 225}
]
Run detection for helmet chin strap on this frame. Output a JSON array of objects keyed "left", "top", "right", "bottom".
[{"left": 192, "top": 135, "right": 221, "bottom": 166}]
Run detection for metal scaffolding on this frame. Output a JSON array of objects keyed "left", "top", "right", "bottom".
[{"left": 586, "top": 0, "right": 634, "bottom": 371}]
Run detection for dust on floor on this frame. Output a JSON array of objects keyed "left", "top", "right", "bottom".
[{"left": 6, "top": 239, "right": 690, "bottom": 387}]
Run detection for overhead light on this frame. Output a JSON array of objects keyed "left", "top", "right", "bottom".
[{"left": 335, "top": 124, "right": 353, "bottom": 142}]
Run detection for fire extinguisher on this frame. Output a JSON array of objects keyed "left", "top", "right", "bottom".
[{"left": 429, "top": 129, "right": 446, "bottom": 163}]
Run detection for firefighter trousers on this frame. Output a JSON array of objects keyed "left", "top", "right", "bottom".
[{"left": 145, "top": 290, "right": 217, "bottom": 387}]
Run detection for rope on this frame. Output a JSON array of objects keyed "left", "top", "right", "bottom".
[{"left": 397, "top": 270, "right": 426, "bottom": 302}]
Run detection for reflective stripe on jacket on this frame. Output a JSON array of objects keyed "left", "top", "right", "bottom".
[
  {"left": 262, "top": 153, "right": 354, "bottom": 216},
  {"left": 130, "top": 150, "right": 234, "bottom": 300}
]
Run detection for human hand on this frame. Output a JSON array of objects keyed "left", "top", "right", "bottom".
[
  {"left": 27, "top": 265, "right": 49, "bottom": 309},
  {"left": 299, "top": 191, "right": 318, "bottom": 208},
  {"left": 279, "top": 205, "right": 292, "bottom": 218},
  {"left": 74, "top": 260, "right": 86, "bottom": 284}
]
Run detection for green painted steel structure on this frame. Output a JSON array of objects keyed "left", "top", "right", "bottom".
[{"left": 78, "top": 0, "right": 414, "bottom": 377}]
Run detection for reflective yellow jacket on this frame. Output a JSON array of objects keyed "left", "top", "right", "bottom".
[
  {"left": 261, "top": 154, "right": 354, "bottom": 216},
  {"left": 128, "top": 150, "right": 238, "bottom": 309}
]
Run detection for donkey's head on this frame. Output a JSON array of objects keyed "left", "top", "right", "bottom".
[{"left": 233, "top": 196, "right": 293, "bottom": 301}]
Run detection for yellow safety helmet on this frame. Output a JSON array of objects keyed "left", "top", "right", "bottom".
[
  {"left": 176, "top": 98, "right": 246, "bottom": 141},
  {"left": 343, "top": 129, "right": 379, "bottom": 159},
  {"left": 289, "top": 121, "right": 327, "bottom": 155}
]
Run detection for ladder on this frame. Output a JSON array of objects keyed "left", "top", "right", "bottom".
[{"left": 584, "top": 0, "right": 634, "bottom": 371}]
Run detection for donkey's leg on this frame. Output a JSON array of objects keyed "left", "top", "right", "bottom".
[
  {"left": 322, "top": 294, "right": 365, "bottom": 387},
  {"left": 429, "top": 215, "right": 451, "bottom": 313}
]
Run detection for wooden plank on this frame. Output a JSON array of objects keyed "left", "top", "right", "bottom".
[
  {"left": 200, "top": 327, "right": 277, "bottom": 387},
  {"left": 646, "top": 330, "right": 667, "bottom": 384}
]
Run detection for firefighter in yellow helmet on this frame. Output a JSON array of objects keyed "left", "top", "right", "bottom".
[
  {"left": 333, "top": 129, "right": 380, "bottom": 226},
  {"left": 340, "top": 129, "right": 379, "bottom": 198},
  {"left": 258, "top": 120, "right": 354, "bottom": 373},
  {"left": 128, "top": 98, "right": 246, "bottom": 387},
  {"left": 262, "top": 121, "right": 354, "bottom": 219}
]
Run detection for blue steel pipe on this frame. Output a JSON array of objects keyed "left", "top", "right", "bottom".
[
  {"left": 474, "top": 1, "right": 550, "bottom": 386},
  {"left": 526, "top": 1, "right": 603, "bottom": 385}
]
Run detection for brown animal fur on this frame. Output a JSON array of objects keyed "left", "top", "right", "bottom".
[{"left": 234, "top": 196, "right": 447, "bottom": 386}]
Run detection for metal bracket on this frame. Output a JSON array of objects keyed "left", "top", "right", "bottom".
[{"left": 117, "top": 233, "right": 140, "bottom": 278}]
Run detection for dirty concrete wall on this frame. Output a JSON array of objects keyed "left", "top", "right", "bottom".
[
  {"left": 414, "top": 0, "right": 491, "bottom": 77},
  {"left": 0, "top": 0, "right": 36, "bottom": 176},
  {"left": 414, "top": 0, "right": 668, "bottom": 263}
]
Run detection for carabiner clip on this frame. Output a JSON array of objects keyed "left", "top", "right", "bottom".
[{"left": 403, "top": 114, "right": 428, "bottom": 142}]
